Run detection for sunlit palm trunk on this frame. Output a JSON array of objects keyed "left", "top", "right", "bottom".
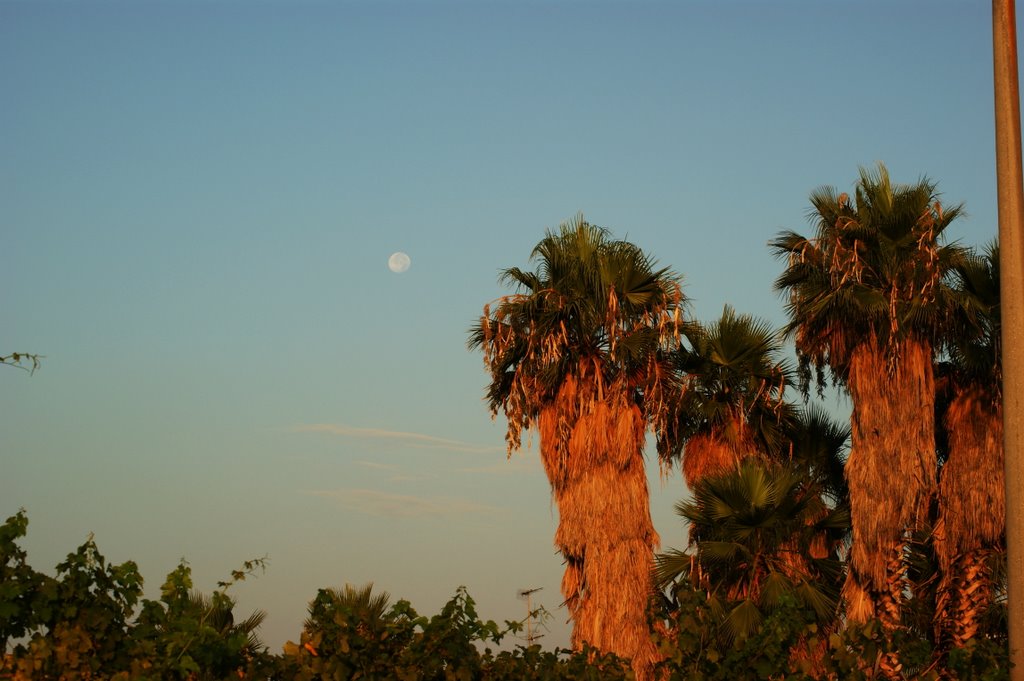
[
  {"left": 845, "top": 337, "right": 936, "bottom": 614},
  {"left": 681, "top": 420, "right": 756, "bottom": 491},
  {"left": 934, "top": 390, "right": 1004, "bottom": 651},
  {"left": 539, "top": 370, "right": 659, "bottom": 681},
  {"left": 844, "top": 337, "right": 936, "bottom": 677},
  {"left": 934, "top": 548, "right": 996, "bottom": 649}
]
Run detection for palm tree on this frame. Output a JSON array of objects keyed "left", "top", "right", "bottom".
[
  {"left": 655, "top": 407, "right": 849, "bottom": 677},
  {"left": 469, "top": 214, "right": 686, "bottom": 679},
  {"left": 305, "top": 582, "right": 393, "bottom": 636},
  {"left": 655, "top": 459, "right": 848, "bottom": 643},
  {"left": 184, "top": 590, "right": 267, "bottom": 680},
  {"left": 783, "top": 403, "right": 850, "bottom": 511},
  {"left": 771, "top": 163, "right": 967, "bottom": 633},
  {"left": 290, "top": 582, "right": 410, "bottom": 678},
  {"left": 934, "top": 242, "right": 1005, "bottom": 649},
  {"left": 659, "top": 306, "right": 793, "bottom": 490}
]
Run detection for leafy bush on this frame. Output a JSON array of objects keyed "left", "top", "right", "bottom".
[{"left": 0, "top": 509, "right": 1010, "bottom": 680}]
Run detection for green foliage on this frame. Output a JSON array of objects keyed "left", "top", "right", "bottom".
[
  {"left": 657, "top": 460, "right": 847, "bottom": 642},
  {"left": 0, "top": 514, "right": 270, "bottom": 681},
  {"left": 278, "top": 584, "right": 632, "bottom": 680},
  {"left": 3, "top": 481, "right": 1009, "bottom": 680},
  {"left": 0, "top": 513, "right": 639, "bottom": 679},
  {"left": 660, "top": 305, "right": 793, "bottom": 463},
  {"left": 0, "top": 510, "right": 57, "bottom": 658},
  {"left": 946, "top": 638, "right": 1012, "bottom": 681},
  {"left": 0, "top": 352, "right": 42, "bottom": 374},
  {"left": 653, "top": 579, "right": 819, "bottom": 680},
  {"left": 653, "top": 580, "right": 1010, "bottom": 680},
  {"left": 125, "top": 559, "right": 269, "bottom": 680},
  {"left": 4, "top": 528, "right": 143, "bottom": 679},
  {"left": 651, "top": 453, "right": 1012, "bottom": 679}
]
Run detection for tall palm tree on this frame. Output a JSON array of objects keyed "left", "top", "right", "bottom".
[
  {"left": 934, "top": 242, "right": 1005, "bottom": 649},
  {"left": 659, "top": 306, "right": 793, "bottom": 490},
  {"left": 771, "top": 163, "right": 967, "bottom": 634},
  {"left": 469, "top": 215, "right": 686, "bottom": 679}
]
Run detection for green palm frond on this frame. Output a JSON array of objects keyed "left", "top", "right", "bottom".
[
  {"left": 654, "top": 548, "right": 693, "bottom": 588},
  {"left": 940, "top": 240, "right": 1001, "bottom": 391},
  {"left": 784, "top": 404, "right": 850, "bottom": 505},
  {"left": 793, "top": 578, "right": 838, "bottom": 621},
  {"left": 469, "top": 214, "right": 687, "bottom": 453},
  {"left": 304, "top": 582, "right": 393, "bottom": 632},
  {"left": 723, "top": 598, "right": 764, "bottom": 643},
  {"left": 661, "top": 306, "right": 792, "bottom": 470},
  {"left": 772, "top": 162, "right": 969, "bottom": 389},
  {"left": 659, "top": 459, "right": 846, "bottom": 630},
  {"left": 760, "top": 570, "right": 796, "bottom": 605}
]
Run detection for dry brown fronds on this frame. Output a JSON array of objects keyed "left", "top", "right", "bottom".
[
  {"left": 680, "top": 419, "right": 761, "bottom": 491},
  {"left": 533, "top": 363, "right": 660, "bottom": 679},
  {"left": 931, "top": 385, "right": 1004, "bottom": 654},
  {"left": 935, "top": 388, "right": 1005, "bottom": 571},
  {"left": 844, "top": 564, "right": 907, "bottom": 680},
  {"left": 555, "top": 455, "right": 658, "bottom": 679},
  {"left": 846, "top": 336, "right": 936, "bottom": 592},
  {"left": 841, "top": 571, "right": 876, "bottom": 625},
  {"left": 935, "top": 548, "right": 996, "bottom": 650},
  {"left": 877, "top": 541, "right": 907, "bottom": 633}
]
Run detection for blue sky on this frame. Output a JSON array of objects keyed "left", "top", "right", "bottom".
[{"left": 1, "top": 0, "right": 1012, "bottom": 650}]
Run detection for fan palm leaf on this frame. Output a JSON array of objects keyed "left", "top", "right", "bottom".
[{"left": 656, "top": 460, "right": 845, "bottom": 645}]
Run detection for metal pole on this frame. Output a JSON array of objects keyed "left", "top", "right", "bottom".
[
  {"left": 526, "top": 590, "right": 533, "bottom": 644},
  {"left": 993, "top": 1, "right": 1024, "bottom": 678}
]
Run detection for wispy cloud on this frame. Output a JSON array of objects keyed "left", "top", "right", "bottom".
[
  {"left": 354, "top": 460, "right": 436, "bottom": 482},
  {"left": 354, "top": 460, "right": 400, "bottom": 472},
  {"left": 294, "top": 423, "right": 504, "bottom": 454},
  {"left": 305, "top": 488, "right": 499, "bottom": 518},
  {"left": 387, "top": 473, "right": 438, "bottom": 483},
  {"left": 457, "top": 454, "right": 542, "bottom": 476}
]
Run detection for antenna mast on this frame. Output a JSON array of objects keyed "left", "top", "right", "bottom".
[{"left": 516, "top": 587, "right": 543, "bottom": 644}]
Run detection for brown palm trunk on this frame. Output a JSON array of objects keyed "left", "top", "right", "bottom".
[
  {"left": 934, "top": 389, "right": 1004, "bottom": 651},
  {"left": 539, "top": 369, "right": 660, "bottom": 680},
  {"left": 844, "top": 337, "right": 937, "bottom": 678},
  {"left": 681, "top": 419, "right": 756, "bottom": 491},
  {"left": 845, "top": 337, "right": 937, "bottom": 611}
]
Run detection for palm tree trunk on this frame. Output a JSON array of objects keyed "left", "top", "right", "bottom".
[
  {"left": 934, "top": 390, "right": 1004, "bottom": 653},
  {"left": 845, "top": 336, "right": 936, "bottom": 613},
  {"left": 843, "top": 336, "right": 936, "bottom": 679},
  {"left": 935, "top": 548, "right": 995, "bottom": 649},
  {"left": 539, "top": 370, "right": 660, "bottom": 680}
]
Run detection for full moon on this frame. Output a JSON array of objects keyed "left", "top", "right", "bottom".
[{"left": 388, "top": 251, "right": 411, "bottom": 273}]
